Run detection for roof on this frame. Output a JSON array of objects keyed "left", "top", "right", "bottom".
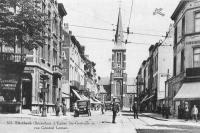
[
  {"left": 99, "top": 85, "right": 107, "bottom": 94},
  {"left": 58, "top": 3, "right": 67, "bottom": 17},
  {"left": 99, "top": 77, "right": 110, "bottom": 85},
  {"left": 171, "top": 0, "right": 188, "bottom": 20}
]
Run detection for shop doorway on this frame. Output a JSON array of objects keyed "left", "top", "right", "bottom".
[{"left": 22, "top": 81, "right": 32, "bottom": 109}]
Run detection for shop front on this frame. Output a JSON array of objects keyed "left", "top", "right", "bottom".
[
  {"left": 0, "top": 52, "right": 26, "bottom": 113},
  {"left": 174, "top": 82, "right": 200, "bottom": 119}
]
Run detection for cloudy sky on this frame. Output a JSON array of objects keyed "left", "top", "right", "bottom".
[{"left": 58, "top": 0, "right": 180, "bottom": 78}]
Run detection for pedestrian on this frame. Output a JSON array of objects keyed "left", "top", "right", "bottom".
[
  {"left": 55, "top": 99, "right": 61, "bottom": 116},
  {"left": 192, "top": 105, "right": 198, "bottom": 122},
  {"left": 132, "top": 103, "right": 138, "bottom": 119},
  {"left": 112, "top": 100, "right": 119, "bottom": 123},
  {"left": 185, "top": 103, "right": 189, "bottom": 121},
  {"left": 165, "top": 106, "right": 170, "bottom": 119},
  {"left": 62, "top": 102, "right": 67, "bottom": 116},
  {"left": 101, "top": 102, "right": 105, "bottom": 114},
  {"left": 162, "top": 104, "right": 165, "bottom": 118},
  {"left": 88, "top": 101, "right": 91, "bottom": 116}
]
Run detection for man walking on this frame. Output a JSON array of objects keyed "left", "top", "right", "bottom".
[
  {"left": 112, "top": 99, "right": 119, "bottom": 123},
  {"left": 132, "top": 103, "right": 138, "bottom": 119}
]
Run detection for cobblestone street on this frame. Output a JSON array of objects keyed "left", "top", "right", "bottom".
[{"left": 1, "top": 110, "right": 200, "bottom": 133}]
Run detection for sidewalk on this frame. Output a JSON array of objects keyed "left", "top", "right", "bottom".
[{"left": 141, "top": 112, "right": 200, "bottom": 124}]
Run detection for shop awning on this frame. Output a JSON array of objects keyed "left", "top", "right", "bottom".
[
  {"left": 72, "top": 89, "right": 82, "bottom": 100},
  {"left": 62, "top": 92, "right": 70, "bottom": 98},
  {"left": 145, "top": 95, "right": 155, "bottom": 101},
  {"left": 94, "top": 98, "right": 101, "bottom": 104},
  {"left": 80, "top": 95, "right": 89, "bottom": 100},
  {"left": 90, "top": 98, "right": 98, "bottom": 104},
  {"left": 90, "top": 98, "right": 101, "bottom": 104},
  {"left": 141, "top": 95, "right": 148, "bottom": 103},
  {"left": 174, "top": 82, "right": 200, "bottom": 101}
]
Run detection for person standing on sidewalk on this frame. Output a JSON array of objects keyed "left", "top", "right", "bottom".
[
  {"left": 192, "top": 105, "right": 198, "bottom": 122},
  {"left": 112, "top": 99, "right": 119, "bottom": 123},
  {"left": 185, "top": 103, "right": 189, "bottom": 121},
  {"left": 55, "top": 99, "right": 61, "bottom": 116},
  {"left": 101, "top": 102, "right": 105, "bottom": 114},
  {"left": 132, "top": 103, "right": 138, "bottom": 119}
]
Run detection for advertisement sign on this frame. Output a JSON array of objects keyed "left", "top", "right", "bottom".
[{"left": 0, "top": 79, "right": 18, "bottom": 90}]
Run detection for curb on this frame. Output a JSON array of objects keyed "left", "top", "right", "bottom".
[{"left": 140, "top": 113, "right": 168, "bottom": 121}]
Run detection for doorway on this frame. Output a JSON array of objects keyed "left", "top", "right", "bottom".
[{"left": 22, "top": 81, "right": 32, "bottom": 109}]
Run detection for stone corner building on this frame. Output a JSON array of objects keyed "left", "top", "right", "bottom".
[
  {"left": 0, "top": 0, "right": 67, "bottom": 113},
  {"left": 167, "top": 0, "right": 200, "bottom": 117}
]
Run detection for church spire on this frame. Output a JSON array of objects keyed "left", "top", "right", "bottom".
[{"left": 114, "top": 8, "right": 124, "bottom": 46}]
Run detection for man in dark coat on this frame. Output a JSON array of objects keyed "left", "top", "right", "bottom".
[
  {"left": 55, "top": 99, "right": 60, "bottom": 116},
  {"left": 132, "top": 103, "right": 138, "bottom": 119},
  {"left": 112, "top": 100, "right": 119, "bottom": 123}
]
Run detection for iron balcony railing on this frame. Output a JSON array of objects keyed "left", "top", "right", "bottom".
[{"left": 0, "top": 52, "right": 26, "bottom": 64}]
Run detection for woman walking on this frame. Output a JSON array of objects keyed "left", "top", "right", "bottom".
[{"left": 192, "top": 105, "right": 198, "bottom": 122}]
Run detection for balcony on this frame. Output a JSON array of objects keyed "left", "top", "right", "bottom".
[
  {"left": 70, "top": 80, "right": 80, "bottom": 90},
  {"left": 0, "top": 52, "right": 26, "bottom": 65},
  {"left": 52, "top": 65, "right": 62, "bottom": 77},
  {"left": 185, "top": 68, "right": 200, "bottom": 82},
  {"left": 186, "top": 68, "right": 200, "bottom": 77}
]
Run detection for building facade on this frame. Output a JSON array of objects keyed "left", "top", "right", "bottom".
[
  {"left": 0, "top": 0, "right": 67, "bottom": 113},
  {"left": 167, "top": 0, "right": 200, "bottom": 117},
  {"left": 137, "top": 26, "right": 174, "bottom": 113}
]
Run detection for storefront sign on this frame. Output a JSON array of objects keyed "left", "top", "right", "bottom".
[
  {"left": 186, "top": 40, "right": 200, "bottom": 45},
  {"left": 0, "top": 79, "right": 18, "bottom": 90},
  {"left": 24, "top": 67, "right": 34, "bottom": 73}
]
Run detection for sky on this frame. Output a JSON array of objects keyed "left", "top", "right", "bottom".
[{"left": 58, "top": 0, "right": 180, "bottom": 78}]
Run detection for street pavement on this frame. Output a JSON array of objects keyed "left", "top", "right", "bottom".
[{"left": 0, "top": 110, "right": 200, "bottom": 133}]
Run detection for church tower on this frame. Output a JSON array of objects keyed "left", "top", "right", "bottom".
[{"left": 111, "top": 8, "right": 127, "bottom": 109}]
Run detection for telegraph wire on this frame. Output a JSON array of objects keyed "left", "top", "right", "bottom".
[
  {"left": 125, "top": 0, "right": 134, "bottom": 43},
  {"left": 69, "top": 24, "right": 165, "bottom": 37},
  {"left": 74, "top": 35, "right": 151, "bottom": 45},
  {"left": 69, "top": 24, "right": 115, "bottom": 32}
]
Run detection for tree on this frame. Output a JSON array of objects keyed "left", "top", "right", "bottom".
[{"left": 0, "top": 0, "right": 48, "bottom": 51}]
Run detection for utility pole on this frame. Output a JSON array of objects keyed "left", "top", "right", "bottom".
[
  {"left": 136, "top": 76, "right": 139, "bottom": 112},
  {"left": 165, "top": 69, "right": 169, "bottom": 106}
]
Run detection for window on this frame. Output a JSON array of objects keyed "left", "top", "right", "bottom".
[
  {"left": 174, "top": 27, "right": 177, "bottom": 45},
  {"left": 182, "top": 16, "right": 185, "bottom": 36},
  {"left": 194, "top": 48, "right": 200, "bottom": 67},
  {"left": 48, "top": 11, "right": 51, "bottom": 30},
  {"left": 181, "top": 50, "right": 185, "bottom": 72},
  {"left": 53, "top": 49, "right": 57, "bottom": 65},
  {"left": 195, "top": 12, "right": 200, "bottom": 32},
  {"left": 48, "top": 45, "right": 50, "bottom": 62},
  {"left": 116, "top": 52, "right": 122, "bottom": 63},
  {"left": 173, "top": 56, "right": 177, "bottom": 76}
]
